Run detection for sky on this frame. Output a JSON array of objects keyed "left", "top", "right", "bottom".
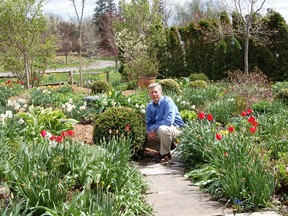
[{"left": 42, "top": 0, "right": 288, "bottom": 23}]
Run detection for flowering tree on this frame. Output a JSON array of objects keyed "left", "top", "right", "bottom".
[{"left": 0, "top": 0, "right": 57, "bottom": 89}]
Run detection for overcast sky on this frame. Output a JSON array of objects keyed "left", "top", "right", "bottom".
[{"left": 42, "top": 0, "right": 288, "bottom": 23}]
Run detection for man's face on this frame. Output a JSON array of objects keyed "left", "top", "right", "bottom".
[{"left": 148, "top": 86, "right": 162, "bottom": 104}]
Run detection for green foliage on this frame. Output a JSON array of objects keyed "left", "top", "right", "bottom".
[
  {"left": 179, "top": 109, "right": 197, "bottom": 122},
  {"left": 188, "top": 80, "right": 208, "bottom": 88},
  {"left": 178, "top": 111, "right": 275, "bottom": 210},
  {"left": 251, "top": 100, "right": 273, "bottom": 114},
  {"left": 158, "top": 78, "right": 181, "bottom": 94},
  {"left": 275, "top": 88, "right": 288, "bottom": 104},
  {"left": 275, "top": 152, "right": 288, "bottom": 194},
  {"left": 17, "top": 106, "right": 77, "bottom": 140},
  {"left": 0, "top": 137, "right": 152, "bottom": 215},
  {"left": 124, "top": 51, "right": 159, "bottom": 80},
  {"left": 91, "top": 80, "right": 111, "bottom": 94},
  {"left": 189, "top": 73, "right": 210, "bottom": 83},
  {"left": 93, "top": 106, "right": 146, "bottom": 155},
  {"left": 0, "top": 0, "right": 57, "bottom": 88}
]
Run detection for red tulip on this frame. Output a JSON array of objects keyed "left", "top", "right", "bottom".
[
  {"left": 248, "top": 116, "right": 256, "bottom": 123},
  {"left": 207, "top": 114, "right": 213, "bottom": 121},
  {"left": 56, "top": 136, "right": 63, "bottom": 143},
  {"left": 252, "top": 121, "right": 258, "bottom": 127},
  {"left": 198, "top": 111, "right": 205, "bottom": 119},
  {"left": 216, "top": 133, "right": 222, "bottom": 141},
  {"left": 40, "top": 130, "right": 47, "bottom": 137},
  {"left": 241, "top": 111, "right": 247, "bottom": 117},
  {"left": 246, "top": 108, "right": 253, "bottom": 114},
  {"left": 61, "top": 131, "right": 68, "bottom": 137},
  {"left": 50, "top": 135, "right": 56, "bottom": 141},
  {"left": 67, "top": 130, "right": 74, "bottom": 136},
  {"left": 249, "top": 127, "right": 257, "bottom": 134},
  {"left": 228, "top": 126, "right": 234, "bottom": 132}
]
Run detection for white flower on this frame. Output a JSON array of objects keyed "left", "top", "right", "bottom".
[
  {"left": 111, "top": 101, "right": 116, "bottom": 107},
  {"left": 18, "top": 118, "right": 25, "bottom": 124},
  {"left": 0, "top": 114, "right": 6, "bottom": 123},
  {"left": 79, "top": 105, "right": 86, "bottom": 110},
  {"left": 135, "top": 104, "right": 139, "bottom": 108},
  {"left": 141, "top": 109, "right": 146, "bottom": 114},
  {"left": 14, "top": 103, "right": 20, "bottom": 111},
  {"left": 5, "top": 110, "right": 13, "bottom": 118},
  {"left": 18, "top": 98, "right": 26, "bottom": 104},
  {"left": 128, "top": 98, "right": 131, "bottom": 103},
  {"left": 191, "top": 105, "right": 196, "bottom": 110},
  {"left": 7, "top": 100, "right": 13, "bottom": 106},
  {"left": 68, "top": 98, "right": 73, "bottom": 103}
]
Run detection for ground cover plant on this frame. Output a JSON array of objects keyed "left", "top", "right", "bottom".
[
  {"left": 175, "top": 72, "right": 288, "bottom": 214},
  {"left": 0, "top": 80, "right": 152, "bottom": 215},
  {"left": 2, "top": 69, "right": 288, "bottom": 215}
]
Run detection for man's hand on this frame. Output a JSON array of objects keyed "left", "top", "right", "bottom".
[{"left": 148, "top": 131, "right": 157, "bottom": 140}]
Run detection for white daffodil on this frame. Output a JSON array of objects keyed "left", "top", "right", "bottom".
[{"left": 5, "top": 110, "right": 13, "bottom": 118}]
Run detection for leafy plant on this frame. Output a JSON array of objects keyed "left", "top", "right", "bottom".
[
  {"left": 93, "top": 106, "right": 146, "bottom": 156},
  {"left": 188, "top": 80, "right": 208, "bottom": 88},
  {"left": 158, "top": 79, "right": 182, "bottom": 94},
  {"left": 91, "top": 80, "right": 111, "bottom": 94},
  {"left": 189, "top": 73, "right": 210, "bottom": 83}
]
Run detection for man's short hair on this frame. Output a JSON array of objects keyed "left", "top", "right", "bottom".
[{"left": 148, "top": 83, "right": 162, "bottom": 91}]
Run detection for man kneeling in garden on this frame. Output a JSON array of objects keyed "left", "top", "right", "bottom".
[{"left": 146, "top": 83, "right": 184, "bottom": 163}]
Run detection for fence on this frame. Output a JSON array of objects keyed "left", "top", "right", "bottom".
[{"left": 0, "top": 70, "right": 110, "bottom": 85}]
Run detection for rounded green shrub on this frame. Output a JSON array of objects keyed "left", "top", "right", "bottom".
[
  {"left": 158, "top": 79, "right": 181, "bottom": 94},
  {"left": 189, "top": 73, "right": 210, "bottom": 83},
  {"left": 91, "top": 80, "right": 111, "bottom": 94},
  {"left": 188, "top": 80, "right": 208, "bottom": 88},
  {"left": 93, "top": 106, "right": 146, "bottom": 156},
  {"left": 276, "top": 88, "right": 288, "bottom": 104},
  {"left": 179, "top": 109, "right": 197, "bottom": 122},
  {"left": 252, "top": 100, "right": 272, "bottom": 114}
]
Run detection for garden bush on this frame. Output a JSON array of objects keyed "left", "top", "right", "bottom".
[
  {"left": 189, "top": 73, "right": 210, "bottom": 83},
  {"left": 158, "top": 79, "right": 182, "bottom": 94},
  {"left": 252, "top": 100, "right": 273, "bottom": 114},
  {"left": 188, "top": 80, "right": 208, "bottom": 88},
  {"left": 179, "top": 109, "right": 197, "bottom": 122},
  {"left": 275, "top": 88, "right": 288, "bottom": 104},
  {"left": 91, "top": 80, "right": 111, "bottom": 94},
  {"left": 93, "top": 106, "right": 146, "bottom": 156}
]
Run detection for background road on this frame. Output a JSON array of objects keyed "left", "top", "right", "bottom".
[{"left": 0, "top": 60, "right": 116, "bottom": 78}]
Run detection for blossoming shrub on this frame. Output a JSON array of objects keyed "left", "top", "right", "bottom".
[{"left": 93, "top": 106, "right": 146, "bottom": 156}]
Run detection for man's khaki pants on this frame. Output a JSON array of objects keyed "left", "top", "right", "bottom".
[{"left": 156, "top": 125, "right": 181, "bottom": 156}]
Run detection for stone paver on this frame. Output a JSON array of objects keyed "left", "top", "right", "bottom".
[{"left": 137, "top": 157, "right": 281, "bottom": 216}]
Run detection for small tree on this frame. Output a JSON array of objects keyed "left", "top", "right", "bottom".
[
  {"left": 221, "top": 0, "right": 271, "bottom": 74},
  {"left": 0, "top": 0, "right": 57, "bottom": 89}
]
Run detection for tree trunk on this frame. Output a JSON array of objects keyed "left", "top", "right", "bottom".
[
  {"left": 244, "top": 25, "right": 250, "bottom": 75},
  {"left": 79, "top": 26, "right": 83, "bottom": 87},
  {"left": 24, "top": 52, "right": 30, "bottom": 90}
]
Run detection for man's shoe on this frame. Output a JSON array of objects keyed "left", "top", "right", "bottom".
[
  {"left": 160, "top": 153, "right": 171, "bottom": 164},
  {"left": 171, "top": 142, "right": 177, "bottom": 150}
]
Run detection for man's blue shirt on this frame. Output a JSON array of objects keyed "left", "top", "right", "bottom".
[{"left": 146, "top": 96, "right": 185, "bottom": 132}]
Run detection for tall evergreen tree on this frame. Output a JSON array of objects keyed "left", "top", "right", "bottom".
[{"left": 92, "top": 0, "right": 117, "bottom": 56}]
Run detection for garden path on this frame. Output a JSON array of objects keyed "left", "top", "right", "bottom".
[{"left": 137, "top": 152, "right": 281, "bottom": 216}]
